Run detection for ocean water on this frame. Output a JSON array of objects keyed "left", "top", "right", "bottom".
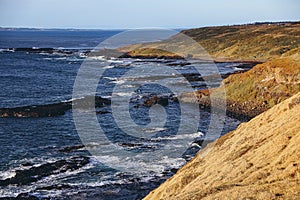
[{"left": 0, "top": 29, "right": 246, "bottom": 199}]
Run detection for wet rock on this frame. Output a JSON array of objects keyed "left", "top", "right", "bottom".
[
  {"left": 182, "top": 73, "right": 205, "bottom": 82},
  {"left": 65, "top": 178, "right": 167, "bottom": 200},
  {"left": 142, "top": 95, "right": 178, "bottom": 107},
  {"left": 0, "top": 156, "right": 89, "bottom": 186},
  {"left": 14, "top": 47, "right": 55, "bottom": 54},
  {"left": 8, "top": 47, "right": 77, "bottom": 55},
  {"left": 37, "top": 184, "right": 73, "bottom": 191},
  {"left": 16, "top": 193, "right": 41, "bottom": 200},
  {"left": 118, "top": 142, "right": 144, "bottom": 148},
  {"left": 0, "top": 193, "right": 40, "bottom": 200},
  {"left": 0, "top": 96, "right": 111, "bottom": 118},
  {"left": 118, "top": 142, "right": 155, "bottom": 150},
  {"left": 142, "top": 96, "right": 159, "bottom": 107},
  {"left": 0, "top": 102, "right": 71, "bottom": 118},
  {"left": 170, "top": 168, "right": 178, "bottom": 174},
  {"left": 21, "top": 162, "right": 33, "bottom": 167},
  {"left": 96, "top": 110, "right": 111, "bottom": 115},
  {"left": 166, "top": 61, "right": 191, "bottom": 66},
  {"left": 58, "top": 144, "right": 85, "bottom": 153},
  {"left": 73, "top": 96, "right": 111, "bottom": 109}
]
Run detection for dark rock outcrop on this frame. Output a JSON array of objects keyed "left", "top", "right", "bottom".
[
  {"left": 0, "top": 193, "right": 40, "bottom": 200},
  {"left": 0, "top": 156, "right": 89, "bottom": 186},
  {"left": 5, "top": 47, "right": 76, "bottom": 55},
  {"left": 0, "top": 96, "right": 111, "bottom": 118},
  {"left": 142, "top": 95, "right": 178, "bottom": 107},
  {"left": 0, "top": 102, "right": 71, "bottom": 118},
  {"left": 58, "top": 144, "right": 85, "bottom": 153}
]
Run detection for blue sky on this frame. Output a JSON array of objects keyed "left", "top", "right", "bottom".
[{"left": 0, "top": 0, "right": 299, "bottom": 29}]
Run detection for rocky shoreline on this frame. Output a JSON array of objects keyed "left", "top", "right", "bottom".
[
  {"left": 179, "top": 92, "right": 260, "bottom": 121},
  {"left": 137, "top": 22, "right": 300, "bottom": 199},
  {"left": 2, "top": 57, "right": 297, "bottom": 123},
  {"left": 0, "top": 156, "right": 89, "bottom": 187},
  {"left": 180, "top": 57, "right": 300, "bottom": 121},
  {"left": 112, "top": 22, "right": 300, "bottom": 122}
]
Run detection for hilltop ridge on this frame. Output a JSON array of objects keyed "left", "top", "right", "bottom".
[{"left": 119, "top": 22, "right": 300, "bottom": 62}]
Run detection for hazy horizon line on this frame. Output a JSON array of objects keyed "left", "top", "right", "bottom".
[{"left": 1, "top": 20, "right": 299, "bottom": 31}]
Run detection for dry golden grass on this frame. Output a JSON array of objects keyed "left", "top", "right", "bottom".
[
  {"left": 219, "top": 57, "right": 300, "bottom": 106},
  {"left": 144, "top": 92, "right": 300, "bottom": 200},
  {"left": 181, "top": 57, "right": 300, "bottom": 119},
  {"left": 119, "top": 22, "right": 300, "bottom": 62}
]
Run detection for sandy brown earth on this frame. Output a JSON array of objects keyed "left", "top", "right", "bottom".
[{"left": 144, "top": 92, "right": 300, "bottom": 200}]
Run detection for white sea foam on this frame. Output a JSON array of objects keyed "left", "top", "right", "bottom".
[
  {"left": 191, "top": 143, "right": 201, "bottom": 148},
  {"left": 112, "top": 92, "right": 132, "bottom": 97},
  {"left": 0, "top": 156, "right": 96, "bottom": 198},
  {"left": 0, "top": 170, "right": 16, "bottom": 180},
  {"left": 93, "top": 149, "right": 187, "bottom": 175},
  {"left": 225, "top": 63, "right": 246, "bottom": 71},
  {"left": 111, "top": 79, "right": 126, "bottom": 84},
  {"left": 62, "top": 96, "right": 85, "bottom": 103},
  {"left": 67, "top": 179, "right": 126, "bottom": 188},
  {"left": 88, "top": 56, "right": 107, "bottom": 61},
  {"left": 104, "top": 76, "right": 117, "bottom": 81},
  {"left": 66, "top": 57, "right": 84, "bottom": 62},
  {"left": 38, "top": 160, "right": 94, "bottom": 183},
  {"left": 225, "top": 63, "right": 241, "bottom": 68},
  {"left": 0, "top": 156, "right": 68, "bottom": 181},
  {"left": 0, "top": 48, "right": 15, "bottom": 52},
  {"left": 39, "top": 52, "right": 53, "bottom": 56},
  {"left": 0, "top": 187, "right": 32, "bottom": 198},
  {"left": 155, "top": 131, "right": 204, "bottom": 141},
  {"left": 233, "top": 67, "right": 245, "bottom": 71},
  {"left": 100, "top": 95, "right": 112, "bottom": 99},
  {"left": 119, "top": 84, "right": 135, "bottom": 88},
  {"left": 52, "top": 57, "right": 67, "bottom": 60},
  {"left": 130, "top": 156, "right": 186, "bottom": 174},
  {"left": 51, "top": 57, "right": 83, "bottom": 62},
  {"left": 79, "top": 52, "right": 87, "bottom": 58},
  {"left": 108, "top": 59, "right": 124, "bottom": 64},
  {"left": 103, "top": 65, "right": 114, "bottom": 69},
  {"left": 143, "top": 127, "right": 166, "bottom": 133}
]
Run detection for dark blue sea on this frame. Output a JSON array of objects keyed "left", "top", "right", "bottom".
[{"left": 0, "top": 29, "right": 246, "bottom": 199}]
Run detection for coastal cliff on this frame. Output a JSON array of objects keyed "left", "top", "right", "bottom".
[
  {"left": 118, "top": 22, "right": 300, "bottom": 120},
  {"left": 141, "top": 22, "right": 300, "bottom": 199},
  {"left": 144, "top": 92, "right": 300, "bottom": 200},
  {"left": 180, "top": 57, "right": 300, "bottom": 120}
]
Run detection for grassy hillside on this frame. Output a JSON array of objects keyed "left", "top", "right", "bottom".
[
  {"left": 144, "top": 92, "right": 300, "bottom": 200},
  {"left": 136, "top": 22, "right": 300, "bottom": 199},
  {"left": 181, "top": 22, "right": 300, "bottom": 61},
  {"left": 180, "top": 57, "right": 300, "bottom": 119},
  {"left": 119, "top": 22, "right": 300, "bottom": 61}
]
